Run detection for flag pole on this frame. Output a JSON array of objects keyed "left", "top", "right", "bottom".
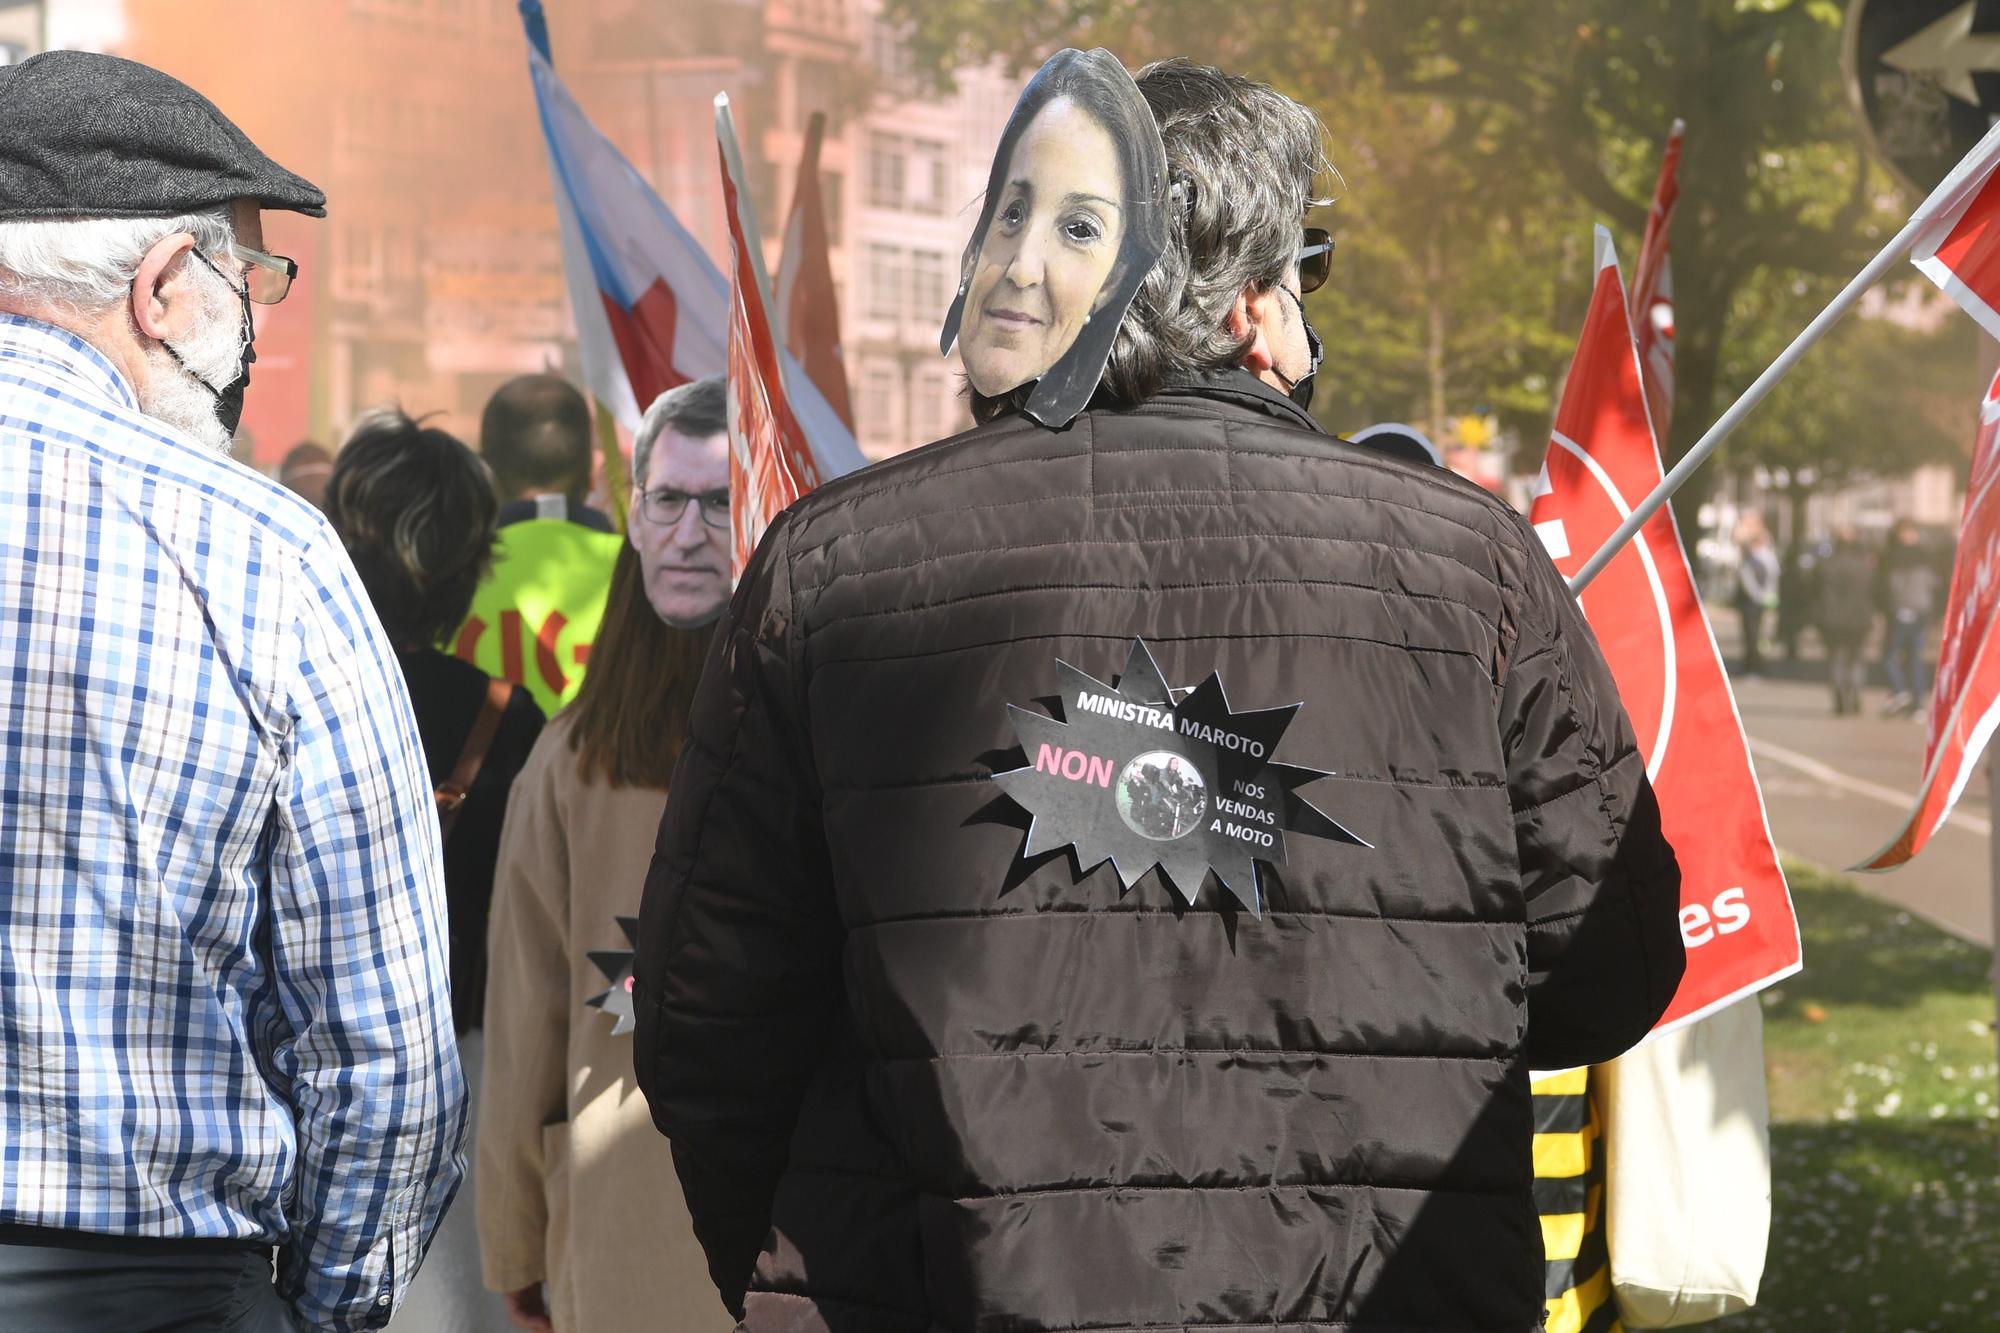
[
  {"left": 1990, "top": 739, "right": 2000, "bottom": 1112},
  {"left": 715, "top": 95, "right": 779, "bottom": 313},
  {"left": 1569, "top": 208, "right": 1931, "bottom": 593}
]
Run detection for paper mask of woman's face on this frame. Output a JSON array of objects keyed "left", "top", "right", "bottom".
[
  {"left": 938, "top": 48, "right": 1167, "bottom": 429},
  {"left": 959, "top": 97, "right": 1126, "bottom": 397}
]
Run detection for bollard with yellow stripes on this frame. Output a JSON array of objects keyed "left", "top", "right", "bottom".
[{"left": 1533, "top": 1067, "right": 1622, "bottom": 1333}]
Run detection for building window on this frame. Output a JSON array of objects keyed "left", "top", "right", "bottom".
[
  {"left": 910, "top": 249, "right": 949, "bottom": 325},
  {"left": 860, "top": 362, "right": 900, "bottom": 447},
  {"left": 908, "top": 139, "right": 949, "bottom": 215},
  {"left": 911, "top": 365, "right": 950, "bottom": 444},
  {"left": 867, "top": 133, "right": 905, "bottom": 210},
  {"left": 865, "top": 244, "right": 903, "bottom": 321},
  {"left": 869, "top": 19, "right": 917, "bottom": 96},
  {"left": 820, "top": 169, "right": 844, "bottom": 247}
]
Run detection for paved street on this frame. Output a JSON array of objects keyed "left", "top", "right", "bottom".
[{"left": 1724, "top": 648, "right": 1994, "bottom": 949}]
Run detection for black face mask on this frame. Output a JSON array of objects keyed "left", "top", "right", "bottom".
[
  {"left": 160, "top": 248, "right": 257, "bottom": 438},
  {"left": 1271, "top": 285, "right": 1324, "bottom": 413}
]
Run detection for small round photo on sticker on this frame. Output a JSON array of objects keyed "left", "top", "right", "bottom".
[{"left": 1116, "top": 750, "right": 1207, "bottom": 841}]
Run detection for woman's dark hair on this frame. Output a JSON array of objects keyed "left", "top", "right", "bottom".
[
  {"left": 944, "top": 47, "right": 1168, "bottom": 427},
  {"left": 565, "top": 543, "right": 713, "bottom": 790},
  {"left": 325, "top": 408, "right": 498, "bottom": 651}
]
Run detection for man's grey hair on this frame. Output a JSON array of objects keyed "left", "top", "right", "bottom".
[
  {"left": 0, "top": 208, "right": 235, "bottom": 313},
  {"left": 633, "top": 374, "right": 727, "bottom": 487},
  {"left": 1102, "top": 61, "right": 1331, "bottom": 404}
]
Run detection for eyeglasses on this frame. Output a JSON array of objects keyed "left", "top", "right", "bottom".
[
  {"left": 638, "top": 485, "right": 730, "bottom": 530},
  {"left": 1297, "top": 227, "right": 1334, "bottom": 294},
  {"left": 228, "top": 240, "right": 298, "bottom": 305}
]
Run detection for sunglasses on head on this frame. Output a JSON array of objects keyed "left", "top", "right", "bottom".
[{"left": 1297, "top": 227, "right": 1334, "bottom": 294}]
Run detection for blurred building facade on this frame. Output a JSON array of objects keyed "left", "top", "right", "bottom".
[
  {"left": 83, "top": 0, "right": 1007, "bottom": 462},
  {"left": 571, "top": 0, "right": 1010, "bottom": 459},
  {"left": 0, "top": 1, "right": 44, "bottom": 63}
]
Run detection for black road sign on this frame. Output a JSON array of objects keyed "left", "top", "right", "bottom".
[{"left": 1846, "top": 0, "right": 2000, "bottom": 197}]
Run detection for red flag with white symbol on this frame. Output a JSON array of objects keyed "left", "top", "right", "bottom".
[
  {"left": 717, "top": 95, "right": 826, "bottom": 579},
  {"left": 1629, "top": 120, "right": 1682, "bottom": 441},
  {"left": 1858, "top": 370, "right": 2000, "bottom": 869},
  {"left": 1529, "top": 227, "right": 1800, "bottom": 1035},
  {"left": 1910, "top": 120, "right": 2000, "bottom": 340}
]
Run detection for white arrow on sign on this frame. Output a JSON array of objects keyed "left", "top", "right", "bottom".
[{"left": 1883, "top": 0, "right": 2000, "bottom": 108}]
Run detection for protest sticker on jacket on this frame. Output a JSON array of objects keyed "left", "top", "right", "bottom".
[
  {"left": 992, "top": 639, "right": 1366, "bottom": 917},
  {"left": 584, "top": 916, "right": 639, "bottom": 1036},
  {"left": 939, "top": 48, "right": 1168, "bottom": 428},
  {"left": 1529, "top": 228, "right": 1799, "bottom": 1036}
]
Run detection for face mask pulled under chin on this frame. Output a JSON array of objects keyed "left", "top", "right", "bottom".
[
  {"left": 1278, "top": 315, "right": 1325, "bottom": 412},
  {"left": 160, "top": 269, "right": 257, "bottom": 439}
]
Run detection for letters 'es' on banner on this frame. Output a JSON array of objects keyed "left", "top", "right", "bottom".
[{"left": 1529, "top": 229, "right": 1801, "bottom": 1035}]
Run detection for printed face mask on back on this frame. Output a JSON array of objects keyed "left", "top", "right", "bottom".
[{"left": 939, "top": 48, "right": 1169, "bottom": 428}]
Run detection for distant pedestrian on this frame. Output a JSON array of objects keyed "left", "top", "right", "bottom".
[
  {"left": 1815, "top": 526, "right": 1876, "bottom": 716},
  {"left": 457, "top": 374, "right": 622, "bottom": 714},
  {"left": 279, "top": 438, "right": 333, "bottom": 508},
  {"left": 1734, "top": 514, "right": 1780, "bottom": 677},
  {"left": 1777, "top": 536, "right": 1812, "bottom": 662},
  {"left": 1877, "top": 518, "right": 1942, "bottom": 717}
]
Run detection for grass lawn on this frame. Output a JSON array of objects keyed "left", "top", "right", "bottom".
[{"left": 1708, "top": 860, "right": 1998, "bottom": 1332}]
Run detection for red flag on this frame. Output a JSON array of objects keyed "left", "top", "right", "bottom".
[
  {"left": 776, "top": 113, "right": 856, "bottom": 432},
  {"left": 1910, "top": 121, "right": 2000, "bottom": 340},
  {"left": 717, "top": 95, "right": 826, "bottom": 579},
  {"left": 1629, "top": 120, "right": 1682, "bottom": 442},
  {"left": 1529, "top": 227, "right": 1800, "bottom": 1035},
  {"left": 1858, "top": 371, "right": 2000, "bottom": 869}
]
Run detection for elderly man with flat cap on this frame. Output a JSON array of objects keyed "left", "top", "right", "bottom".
[{"left": 0, "top": 51, "right": 463, "bottom": 1333}]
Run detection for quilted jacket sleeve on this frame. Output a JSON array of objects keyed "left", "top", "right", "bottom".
[
  {"left": 1498, "top": 528, "right": 1686, "bottom": 1071},
  {"left": 631, "top": 513, "right": 844, "bottom": 1318}
]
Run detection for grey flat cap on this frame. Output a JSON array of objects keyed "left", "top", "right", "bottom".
[{"left": 0, "top": 50, "right": 325, "bottom": 221}]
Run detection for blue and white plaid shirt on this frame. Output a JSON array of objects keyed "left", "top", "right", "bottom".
[{"left": 0, "top": 314, "right": 465, "bottom": 1331}]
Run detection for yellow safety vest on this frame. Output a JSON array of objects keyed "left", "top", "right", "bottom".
[{"left": 451, "top": 518, "right": 623, "bottom": 715}]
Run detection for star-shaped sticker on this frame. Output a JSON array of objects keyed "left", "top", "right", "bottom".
[
  {"left": 584, "top": 916, "right": 639, "bottom": 1036},
  {"left": 992, "top": 639, "right": 1367, "bottom": 916}
]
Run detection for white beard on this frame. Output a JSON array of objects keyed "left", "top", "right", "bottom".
[{"left": 135, "top": 273, "right": 246, "bottom": 457}]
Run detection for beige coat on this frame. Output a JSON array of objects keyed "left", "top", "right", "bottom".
[{"left": 477, "top": 713, "right": 733, "bottom": 1333}]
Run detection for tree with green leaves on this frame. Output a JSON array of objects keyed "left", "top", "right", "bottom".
[{"left": 886, "top": 0, "right": 1975, "bottom": 514}]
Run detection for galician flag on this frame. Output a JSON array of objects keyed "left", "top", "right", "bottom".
[
  {"left": 1529, "top": 228, "right": 1800, "bottom": 1035},
  {"left": 1858, "top": 370, "right": 2000, "bottom": 869},
  {"left": 518, "top": 1, "right": 862, "bottom": 476}
]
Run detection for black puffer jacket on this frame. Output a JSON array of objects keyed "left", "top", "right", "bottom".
[{"left": 634, "top": 373, "right": 1684, "bottom": 1333}]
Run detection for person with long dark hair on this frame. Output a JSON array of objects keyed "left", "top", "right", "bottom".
[
  {"left": 476, "top": 379, "right": 732, "bottom": 1333},
  {"left": 326, "top": 409, "right": 545, "bottom": 1333}
]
